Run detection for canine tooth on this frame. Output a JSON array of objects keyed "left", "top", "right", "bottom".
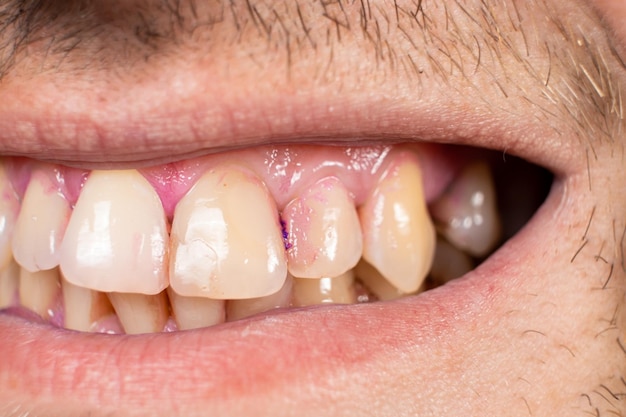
[
  {"left": 0, "top": 167, "right": 20, "bottom": 269},
  {"left": 292, "top": 271, "right": 356, "bottom": 306},
  {"left": 354, "top": 259, "right": 408, "bottom": 301},
  {"left": 19, "top": 267, "right": 61, "bottom": 319},
  {"left": 430, "top": 162, "right": 501, "bottom": 257},
  {"left": 358, "top": 155, "right": 436, "bottom": 293},
  {"left": 170, "top": 167, "right": 287, "bottom": 299},
  {"left": 61, "top": 277, "right": 115, "bottom": 332},
  {"left": 12, "top": 170, "right": 71, "bottom": 272},
  {"left": 108, "top": 292, "right": 169, "bottom": 334},
  {"left": 227, "top": 274, "right": 293, "bottom": 321},
  {"left": 430, "top": 236, "right": 474, "bottom": 285},
  {"left": 60, "top": 170, "right": 169, "bottom": 295},
  {"left": 283, "top": 177, "right": 362, "bottom": 279},
  {"left": 0, "top": 258, "right": 19, "bottom": 308},
  {"left": 167, "top": 288, "right": 225, "bottom": 330}
]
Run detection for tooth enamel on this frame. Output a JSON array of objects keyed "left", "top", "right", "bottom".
[
  {"left": 358, "top": 154, "right": 436, "bottom": 293},
  {"left": 108, "top": 292, "right": 169, "bottom": 334},
  {"left": 283, "top": 177, "right": 362, "bottom": 279},
  {"left": 167, "top": 288, "right": 225, "bottom": 330},
  {"left": 292, "top": 270, "right": 356, "bottom": 306},
  {"left": 12, "top": 170, "right": 71, "bottom": 272},
  {"left": 430, "top": 236, "right": 474, "bottom": 285},
  {"left": 0, "top": 167, "right": 20, "bottom": 269},
  {"left": 0, "top": 258, "right": 19, "bottom": 308},
  {"left": 61, "top": 276, "right": 115, "bottom": 332},
  {"left": 19, "top": 267, "right": 61, "bottom": 319},
  {"left": 170, "top": 166, "right": 287, "bottom": 299},
  {"left": 430, "top": 162, "right": 501, "bottom": 257},
  {"left": 354, "top": 259, "right": 409, "bottom": 301},
  {"left": 226, "top": 274, "right": 293, "bottom": 321},
  {"left": 59, "top": 170, "right": 169, "bottom": 295}
]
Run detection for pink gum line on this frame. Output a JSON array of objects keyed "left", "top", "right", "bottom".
[{"left": 3, "top": 143, "right": 463, "bottom": 219}]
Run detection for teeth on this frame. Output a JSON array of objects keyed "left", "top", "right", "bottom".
[
  {"left": 358, "top": 154, "right": 436, "bottom": 293},
  {"left": 19, "top": 267, "right": 61, "bottom": 320},
  {"left": 0, "top": 258, "right": 19, "bottom": 308},
  {"left": 108, "top": 292, "right": 169, "bottom": 334},
  {"left": 170, "top": 166, "right": 287, "bottom": 299},
  {"left": 61, "top": 276, "right": 115, "bottom": 332},
  {"left": 283, "top": 177, "right": 362, "bottom": 279},
  {"left": 167, "top": 289, "right": 225, "bottom": 330},
  {"left": 0, "top": 167, "right": 20, "bottom": 269},
  {"left": 429, "top": 236, "right": 474, "bottom": 285},
  {"left": 430, "top": 162, "right": 501, "bottom": 257},
  {"left": 354, "top": 259, "right": 409, "bottom": 301},
  {"left": 292, "top": 270, "right": 356, "bottom": 306},
  {"left": 59, "top": 170, "right": 169, "bottom": 295},
  {"left": 226, "top": 274, "right": 293, "bottom": 321},
  {"left": 12, "top": 170, "right": 71, "bottom": 272}
]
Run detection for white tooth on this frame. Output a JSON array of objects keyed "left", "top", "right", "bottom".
[
  {"left": 283, "top": 177, "right": 362, "bottom": 279},
  {"left": 430, "top": 162, "right": 501, "bottom": 257},
  {"left": 354, "top": 259, "right": 408, "bottom": 301},
  {"left": 19, "top": 267, "right": 61, "bottom": 320},
  {"left": 292, "top": 270, "right": 356, "bottom": 306},
  {"left": 358, "top": 154, "right": 436, "bottom": 293},
  {"left": 0, "top": 166, "right": 20, "bottom": 269},
  {"left": 167, "top": 288, "right": 225, "bottom": 330},
  {"left": 61, "top": 276, "right": 115, "bottom": 332},
  {"left": 12, "top": 170, "right": 71, "bottom": 272},
  {"left": 108, "top": 292, "right": 169, "bottom": 334},
  {"left": 226, "top": 274, "right": 293, "bottom": 321},
  {"left": 170, "top": 166, "right": 287, "bottom": 300},
  {"left": 430, "top": 236, "right": 474, "bottom": 285},
  {"left": 0, "top": 258, "right": 19, "bottom": 308},
  {"left": 60, "top": 170, "right": 169, "bottom": 295}
]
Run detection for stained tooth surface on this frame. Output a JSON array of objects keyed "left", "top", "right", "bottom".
[
  {"left": 430, "top": 162, "right": 501, "bottom": 257},
  {"left": 354, "top": 259, "right": 408, "bottom": 301},
  {"left": 168, "top": 289, "right": 225, "bottom": 330},
  {"left": 429, "top": 236, "right": 474, "bottom": 286},
  {"left": 12, "top": 170, "right": 71, "bottom": 272},
  {"left": 19, "top": 267, "right": 61, "bottom": 320},
  {"left": 0, "top": 167, "right": 19, "bottom": 270},
  {"left": 61, "top": 277, "right": 115, "bottom": 332},
  {"left": 170, "top": 166, "right": 287, "bottom": 300},
  {"left": 108, "top": 292, "right": 169, "bottom": 335},
  {"left": 358, "top": 154, "right": 436, "bottom": 293},
  {"left": 60, "top": 170, "right": 169, "bottom": 295},
  {"left": 227, "top": 274, "right": 293, "bottom": 321},
  {"left": 283, "top": 177, "right": 362, "bottom": 279},
  {"left": 292, "top": 271, "right": 356, "bottom": 306},
  {"left": 0, "top": 258, "right": 19, "bottom": 308}
]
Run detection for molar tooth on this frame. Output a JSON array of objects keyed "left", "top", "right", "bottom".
[
  {"left": 283, "top": 177, "right": 362, "bottom": 279},
  {"left": 429, "top": 236, "right": 474, "bottom": 286},
  {"left": 0, "top": 258, "right": 19, "bottom": 308},
  {"left": 292, "top": 270, "right": 356, "bottom": 306},
  {"left": 12, "top": 170, "right": 71, "bottom": 272},
  {"left": 59, "top": 170, "right": 169, "bottom": 295},
  {"left": 170, "top": 166, "right": 287, "bottom": 300},
  {"left": 61, "top": 276, "right": 115, "bottom": 332},
  {"left": 0, "top": 166, "right": 19, "bottom": 270},
  {"left": 108, "top": 292, "right": 169, "bottom": 334},
  {"left": 167, "top": 289, "right": 225, "bottom": 330},
  {"left": 226, "top": 274, "right": 293, "bottom": 321},
  {"left": 19, "top": 267, "right": 61, "bottom": 320},
  {"left": 430, "top": 162, "right": 501, "bottom": 257},
  {"left": 358, "top": 154, "right": 436, "bottom": 293}
]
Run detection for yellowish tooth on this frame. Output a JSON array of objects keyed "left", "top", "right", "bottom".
[
  {"left": 0, "top": 167, "right": 21, "bottom": 269},
  {"left": 12, "top": 170, "right": 71, "bottom": 272},
  {"left": 227, "top": 274, "right": 293, "bottom": 321},
  {"left": 430, "top": 236, "right": 474, "bottom": 285},
  {"left": 59, "top": 170, "right": 169, "bottom": 295},
  {"left": 283, "top": 177, "right": 362, "bottom": 279},
  {"left": 108, "top": 292, "right": 169, "bottom": 335},
  {"left": 61, "top": 276, "right": 115, "bottom": 332},
  {"left": 430, "top": 162, "right": 501, "bottom": 257},
  {"left": 170, "top": 166, "right": 287, "bottom": 300},
  {"left": 354, "top": 259, "right": 408, "bottom": 301},
  {"left": 167, "top": 288, "right": 225, "bottom": 330},
  {"left": 358, "top": 154, "right": 436, "bottom": 293},
  {"left": 19, "top": 267, "right": 61, "bottom": 320},
  {"left": 292, "top": 271, "right": 356, "bottom": 307},
  {"left": 0, "top": 258, "right": 19, "bottom": 308}
]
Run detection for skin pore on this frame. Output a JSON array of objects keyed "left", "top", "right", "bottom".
[{"left": 0, "top": 0, "right": 624, "bottom": 416}]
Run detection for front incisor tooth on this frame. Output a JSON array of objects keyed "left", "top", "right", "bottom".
[
  {"left": 358, "top": 154, "right": 436, "bottom": 293},
  {"left": 0, "top": 258, "right": 19, "bottom": 308},
  {"left": 168, "top": 288, "right": 225, "bottom": 330},
  {"left": 283, "top": 177, "right": 362, "bottom": 279},
  {"left": 108, "top": 292, "right": 169, "bottom": 334},
  {"left": 59, "top": 170, "right": 169, "bottom": 295},
  {"left": 430, "top": 162, "right": 501, "bottom": 257},
  {"left": 13, "top": 170, "right": 71, "bottom": 272},
  {"left": 292, "top": 271, "right": 356, "bottom": 307},
  {"left": 0, "top": 166, "right": 19, "bottom": 270},
  {"left": 19, "top": 267, "right": 61, "bottom": 320},
  {"left": 227, "top": 274, "right": 293, "bottom": 321},
  {"left": 170, "top": 166, "right": 287, "bottom": 299},
  {"left": 61, "top": 276, "right": 115, "bottom": 332}
]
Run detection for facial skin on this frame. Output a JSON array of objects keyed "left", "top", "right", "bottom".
[{"left": 0, "top": 0, "right": 624, "bottom": 416}]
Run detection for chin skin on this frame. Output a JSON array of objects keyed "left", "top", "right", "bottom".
[{"left": 0, "top": 0, "right": 625, "bottom": 416}]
